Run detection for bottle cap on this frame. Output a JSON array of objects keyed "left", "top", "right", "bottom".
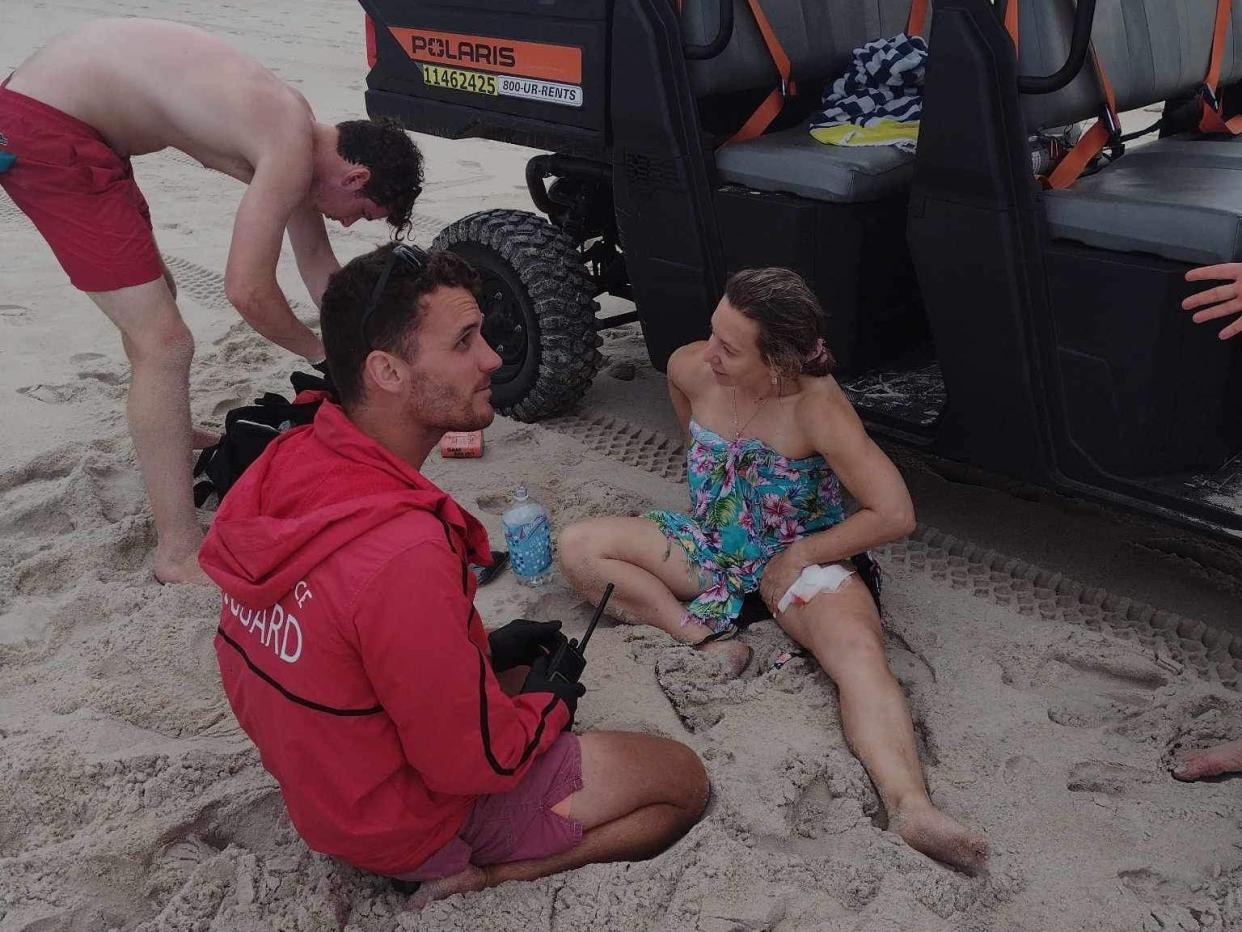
[{"left": 514, "top": 485, "right": 529, "bottom": 502}]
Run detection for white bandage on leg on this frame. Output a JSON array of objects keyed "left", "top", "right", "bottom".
[{"left": 777, "top": 563, "right": 854, "bottom": 614}]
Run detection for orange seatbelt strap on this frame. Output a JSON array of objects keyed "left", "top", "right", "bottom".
[
  {"left": 907, "top": 0, "right": 929, "bottom": 37},
  {"left": 724, "top": 0, "right": 796, "bottom": 145},
  {"left": 1198, "top": 0, "right": 1242, "bottom": 134},
  {"left": 1004, "top": 0, "right": 1019, "bottom": 46},
  {"left": 1043, "top": 45, "right": 1121, "bottom": 188},
  {"left": 1008, "top": 0, "right": 1116, "bottom": 188}
]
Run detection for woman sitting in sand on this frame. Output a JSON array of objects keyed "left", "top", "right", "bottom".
[{"left": 560, "top": 267, "right": 988, "bottom": 872}]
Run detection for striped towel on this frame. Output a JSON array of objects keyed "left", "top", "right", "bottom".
[{"left": 810, "top": 32, "right": 928, "bottom": 153}]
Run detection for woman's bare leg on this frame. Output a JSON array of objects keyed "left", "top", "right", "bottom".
[
  {"left": 775, "top": 572, "right": 988, "bottom": 873},
  {"left": 559, "top": 517, "right": 750, "bottom": 674}
]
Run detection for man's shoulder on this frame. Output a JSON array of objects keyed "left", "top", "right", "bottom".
[{"left": 344, "top": 511, "right": 459, "bottom": 574}]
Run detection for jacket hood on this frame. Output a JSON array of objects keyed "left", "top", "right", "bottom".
[{"left": 200, "top": 401, "right": 490, "bottom": 605}]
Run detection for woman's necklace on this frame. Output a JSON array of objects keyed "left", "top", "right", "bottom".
[{"left": 731, "top": 385, "right": 771, "bottom": 441}]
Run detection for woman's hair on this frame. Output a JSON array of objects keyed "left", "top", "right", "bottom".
[{"left": 723, "top": 267, "right": 835, "bottom": 378}]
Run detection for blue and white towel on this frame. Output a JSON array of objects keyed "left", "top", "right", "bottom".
[{"left": 810, "top": 32, "right": 928, "bottom": 153}]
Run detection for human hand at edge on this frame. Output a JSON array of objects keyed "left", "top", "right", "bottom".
[{"left": 1184, "top": 263, "right": 1242, "bottom": 340}]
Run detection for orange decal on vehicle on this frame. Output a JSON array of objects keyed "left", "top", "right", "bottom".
[{"left": 387, "top": 27, "right": 582, "bottom": 84}]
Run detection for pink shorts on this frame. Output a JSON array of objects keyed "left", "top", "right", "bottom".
[
  {"left": 0, "top": 78, "right": 163, "bottom": 292},
  {"left": 401, "top": 734, "right": 584, "bottom": 882}
]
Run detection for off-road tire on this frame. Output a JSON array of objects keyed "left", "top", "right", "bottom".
[{"left": 433, "top": 209, "right": 602, "bottom": 421}]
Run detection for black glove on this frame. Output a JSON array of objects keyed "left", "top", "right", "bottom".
[
  {"left": 488, "top": 619, "right": 566, "bottom": 673},
  {"left": 520, "top": 653, "right": 586, "bottom": 725}
]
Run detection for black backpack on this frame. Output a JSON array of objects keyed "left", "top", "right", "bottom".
[{"left": 194, "top": 371, "right": 333, "bottom": 507}]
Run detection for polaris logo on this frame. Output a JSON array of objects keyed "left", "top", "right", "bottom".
[
  {"left": 390, "top": 27, "right": 583, "bottom": 84},
  {"left": 409, "top": 35, "right": 516, "bottom": 69}
]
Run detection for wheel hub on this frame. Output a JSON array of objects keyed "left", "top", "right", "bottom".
[{"left": 478, "top": 271, "right": 529, "bottom": 382}]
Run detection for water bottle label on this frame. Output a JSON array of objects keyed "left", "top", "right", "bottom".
[{"left": 504, "top": 513, "right": 552, "bottom": 579}]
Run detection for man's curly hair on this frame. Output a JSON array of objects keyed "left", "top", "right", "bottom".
[{"left": 335, "top": 119, "right": 424, "bottom": 239}]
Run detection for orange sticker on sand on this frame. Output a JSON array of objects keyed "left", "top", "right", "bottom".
[{"left": 388, "top": 27, "right": 582, "bottom": 84}]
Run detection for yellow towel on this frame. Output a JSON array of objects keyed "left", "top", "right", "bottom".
[{"left": 810, "top": 118, "right": 920, "bottom": 151}]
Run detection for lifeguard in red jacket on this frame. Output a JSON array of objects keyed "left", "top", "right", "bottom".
[{"left": 199, "top": 244, "right": 708, "bottom": 905}]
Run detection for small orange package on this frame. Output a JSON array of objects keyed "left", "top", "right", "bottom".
[{"left": 439, "top": 430, "right": 484, "bottom": 458}]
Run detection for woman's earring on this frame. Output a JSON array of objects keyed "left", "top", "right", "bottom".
[{"left": 770, "top": 370, "right": 778, "bottom": 386}]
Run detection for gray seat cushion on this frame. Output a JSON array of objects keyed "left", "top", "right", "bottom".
[
  {"left": 715, "top": 127, "right": 914, "bottom": 203},
  {"left": 1044, "top": 136, "right": 1242, "bottom": 264}
]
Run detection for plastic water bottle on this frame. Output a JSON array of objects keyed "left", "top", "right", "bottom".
[{"left": 502, "top": 486, "right": 553, "bottom": 587}]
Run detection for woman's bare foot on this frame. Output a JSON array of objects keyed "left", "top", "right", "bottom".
[
  {"left": 1172, "top": 740, "right": 1242, "bottom": 781},
  {"left": 192, "top": 427, "right": 220, "bottom": 450},
  {"left": 409, "top": 865, "right": 488, "bottom": 907},
  {"left": 155, "top": 551, "right": 211, "bottom": 586},
  {"left": 696, "top": 640, "right": 753, "bottom": 677},
  {"left": 890, "top": 801, "right": 989, "bottom": 874}
]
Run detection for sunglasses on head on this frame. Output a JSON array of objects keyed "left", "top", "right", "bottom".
[{"left": 359, "top": 243, "right": 428, "bottom": 350}]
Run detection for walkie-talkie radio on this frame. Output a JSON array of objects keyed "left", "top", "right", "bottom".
[{"left": 546, "top": 583, "right": 614, "bottom": 684}]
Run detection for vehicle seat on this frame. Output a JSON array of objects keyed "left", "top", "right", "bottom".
[
  {"left": 1020, "top": 0, "right": 1242, "bottom": 262},
  {"left": 714, "top": 128, "right": 915, "bottom": 203},
  {"left": 678, "top": 0, "right": 929, "bottom": 203}
]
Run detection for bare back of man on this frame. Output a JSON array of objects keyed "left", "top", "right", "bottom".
[
  {"left": 8, "top": 19, "right": 308, "bottom": 179},
  {"left": 1, "top": 19, "right": 421, "bottom": 585}
]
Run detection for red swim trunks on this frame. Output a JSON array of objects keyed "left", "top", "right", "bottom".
[
  {"left": 396, "top": 733, "right": 584, "bottom": 882},
  {"left": 0, "top": 78, "right": 163, "bottom": 292}
]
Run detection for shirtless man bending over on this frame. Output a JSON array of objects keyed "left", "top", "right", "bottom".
[{"left": 0, "top": 19, "right": 423, "bottom": 584}]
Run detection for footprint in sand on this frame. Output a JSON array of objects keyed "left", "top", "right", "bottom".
[
  {"left": 1118, "top": 866, "right": 1199, "bottom": 905},
  {"left": 789, "top": 767, "right": 883, "bottom": 839},
  {"left": 1029, "top": 644, "right": 1167, "bottom": 729},
  {"left": 1066, "top": 760, "right": 1154, "bottom": 795},
  {"left": 210, "top": 396, "right": 245, "bottom": 418},
  {"left": 0, "top": 303, "right": 30, "bottom": 319},
  {"left": 17, "top": 382, "right": 81, "bottom": 404},
  {"left": 161, "top": 833, "right": 223, "bottom": 869},
  {"left": 0, "top": 442, "right": 144, "bottom": 585},
  {"left": 475, "top": 490, "right": 509, "bottom": 515},
  {"left": 16, "top": 368, "right": 127, "bottom": 406}
]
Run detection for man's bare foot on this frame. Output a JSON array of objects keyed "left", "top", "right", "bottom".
[
  {"left": 696, "top": 640, "right": 752, "bottom": 677},
  {"left": 155, "top": 551, "right": 211, "bottom": 586},
  {"left": 890, "top": 801, "right": 989, "bottom": 874},
  {"left": 1172, "top": 740, "right": 1242, "bottom": 781},
  {"left": 409, "top": 865, "right": 488, "bottom": 907},
  {"left": 192, "top": 427, "right": 220, "bottom": 450}
]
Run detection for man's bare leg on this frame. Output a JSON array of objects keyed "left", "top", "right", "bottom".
[
  {"left": 776, "top": 576, "right": 988, "bottom": 873},
  {"left": 89, "top": 279, "right": 208, "bottom": 585},
  {"left": 412, "top": 731, "right": 708, "bottom": 906},
  {"left": 1173, "top": 739, "right": 1242, "bottom": 781},
  {"left": 559, "top": 517, "right": 751, "bottom": 675}
]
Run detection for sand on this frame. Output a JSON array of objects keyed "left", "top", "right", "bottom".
[{"left": 1, "top": 3, "right": 1241, "bottom": 930}]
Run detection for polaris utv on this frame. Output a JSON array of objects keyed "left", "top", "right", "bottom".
[{"left": 357, "top": 0, "right": 1242, "bottom": 543}]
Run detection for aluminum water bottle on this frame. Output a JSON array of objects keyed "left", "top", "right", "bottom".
[{"left": 502, "top": 486, "right": 553, "bottom": 586}]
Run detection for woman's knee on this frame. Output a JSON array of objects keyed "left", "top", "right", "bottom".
[
  {"left": 805, "top": 612, "right": 887, "bottom": 673},
  {"left": 558, "top": 520, "right": 607, "bottom": 575}
]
